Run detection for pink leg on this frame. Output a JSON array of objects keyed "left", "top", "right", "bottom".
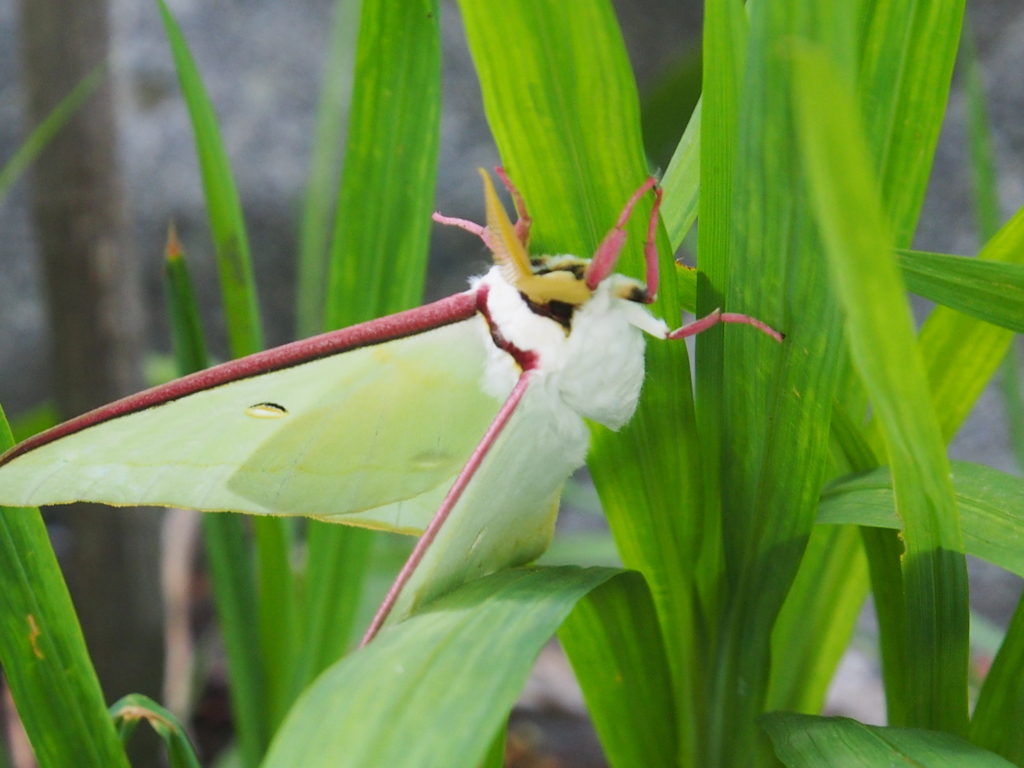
[
  {"left": 584, "top": 177, "right": 659, "bottom": 290},
  {"left": 667, "top": 308, "right": 784, "bottom": 343},
  {"left": 432, "top": 212, "right": 494, "bottom": 250},
  {"left": 642, "top": 186, "right": 663, "bottom": 303},
  {"left": 495, "top": 166, "right": 531, "bottom": 247},
  {"left": 359, "top": 371, "right": 534, "bottom": 647}
]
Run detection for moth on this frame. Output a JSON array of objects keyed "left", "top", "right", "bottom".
[{"left": 0, "top": 169, "right": 780, "bottom": 644}]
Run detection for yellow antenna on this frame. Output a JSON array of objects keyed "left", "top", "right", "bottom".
[{"left": 479, "top": 168, "right": 533, "bottom": 287}]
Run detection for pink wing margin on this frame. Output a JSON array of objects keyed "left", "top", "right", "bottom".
[{"left": 0, "top": 291, "right": 482, "bottom": 468}]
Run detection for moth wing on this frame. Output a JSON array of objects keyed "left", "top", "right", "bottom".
[
  {"left": 385, "top": 376, "right": 591, "bottom": 624},
  {"left": 0, "top": 296, "right": 503, "bottom": 534}
]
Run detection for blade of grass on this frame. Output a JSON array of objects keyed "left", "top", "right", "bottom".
[
  {"left": 818, "top": 462, "right": 1024, "bottom": 579},
  {"left": 960, "top": 16, "right": 1000, "bottom": 246},
  {"left": 299, "top": 0, "right": 442, "bottom": 692},
  {"left": 971, "top": 596, "right": 1024, "bottom": 765},
  {"left": 156, "top": 0, "right": 263, "bottom": 358},
  {"left": 0, "top": 405, "right": 131, "bottom": 768},
  {"left": 660, "top": 96, "right": 701, "bottom": 250},
  {"left": 0, "top": 67, "right": 103, "bottom": 206},
  {"left": 919, "top": 204, "right": 1024, "bottom": 443},
  {"left": 559, "top": 572, "right": 677, "bottom": 768},
  {"left": 794, "top": 43, "right": 969, "bottom": 735},
  {"left": 156, "top": 3, "right": 301, "bottom": 747},
  {"left": 695, "top": 0, "right": 747, "bottom": 637},
  {"left": 458, "top": 1, "right": 704, "bottom": 762},
  {"left": 322, "top": 0, "right": 440, "bottom": 330},
  {"left": 162, "top": 239, "right": 269, "bottom": 766},
  {"left": 295, "top": 0, "right": 362, "bottom": 339},
  {"left": 711, "top": 5, "right": 848, "bottom": 764},
  {"left": 958, "top": 31, "right": 1024, "bottom": 761},
  {"left": 109, "top": 694, "right": 202, "bottom": 768},
  {"left": 896, "top": 250, "right": 1024, "bottom": 333},
  {"left": 766, "top": 524, "right": 868, "bottom": 714},
  {"left": 261, "top": 568, "right": 622, "bottom": 768},
  {"left": 857, "top": 0, "right": 966, "bottom": 248}
]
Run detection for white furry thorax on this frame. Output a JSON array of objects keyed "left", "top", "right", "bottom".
[{"left": 471, "top": 264, "right": 669, "bottom": 432}]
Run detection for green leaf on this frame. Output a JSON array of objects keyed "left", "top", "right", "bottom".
[
  {"left": 896, "top": 249, "right": 1024, "bottom": 334},
  {"left": 695, "top": 0, "right": 747, "bottom": 638},
  {"left": 857, "top": 0, "right": 966, "bottom": 248},
  {"left": 157, "top": 3, "right": 304, "bottom": 748},
  {"left": 156, "top": 0, "right": 263, "bottom": 359},
  {"left": 457, "top": 1, "right": 703, "bottom": 763},
  {"left": 161, "top": 244, "right": 268, "bottom": 767},
  {"left": 767, "top": 524, "right": 868, "bottom": 715},
  {"left": 477, "top": 726, "right": 506, "bottom": 768},
  {"left": 660, "top": 97, "right": 701, "bottom": 252},
  {"left": 0, "top": 405, "right": 131, "bottom": 768},
  {"left": 261, "top": 567, "right": 621, "bottom": 768},
  {"left": 0, "top": 67, "right": 103, "bottom": 207},
  {"left": 762, "top": 713, "right": 1014, "bottom": 767},
  {"left": 917, "top": 185, "right": 1024, "bottom": 444},
  {"left": 559, "top": 571, "right": 676, "bottom": 768},
  {"left": 818, "top": 462, "right": 1024, "bottom": 580},
  {"left": 706, "top": 4, "right": 850, "bottom": 764},
  {"left": 163, "top": 228, "right": 209, "bottom": 377},
  {"left": 794, "top": 42, "right": 969, "bottom": 735},
  {"left": 295, "top": 0, "right": 362, "bottom": 339},
  {"left": 291, "top": 525, "right": 373, "bottom": 690},
  {"left": 1006, "top": 340, "right": 1024, "bottom": 472},
  {"left": 971, "top": 596, "right": 1024, "bottom": 765},
  {"left": 323, "top": 0, "right": 440, "bottom": 330},
  {"left": 960, "top": 17, "right": 1001, "bottom": 245},
  {"left": 299, "top": 0, "right": 442, "bottom": 692},
  {"left": 109, "top": 694, "right": 202, "bottom": 768}
]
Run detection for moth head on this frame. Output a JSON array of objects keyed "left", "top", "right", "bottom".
[{"left": 479, "top": 169, "right": 594, "bottom": 307}]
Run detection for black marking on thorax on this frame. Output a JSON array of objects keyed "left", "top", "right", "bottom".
[{"left": 520, "top": 293, "right": 575, "bottom": 331}]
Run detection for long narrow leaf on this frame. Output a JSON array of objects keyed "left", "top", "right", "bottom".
[
  {"left": 857, "top": 0, "right": 966, "bottom": 247},
  {"left": 660, "top": 97, "right": 701, "bottom": 250},
  {"left": 0, "top": 68, "right": 103, "bottom": 206},
  {"left": 295, "top": 0, "right": 362, "bottom": 339},
  {"left": 156, "top": 4, "right": 301, "bottom": 748},
  {"left": 919, "top": 205, "right": 1024, "bottom": 442},
  {"left": 767, "top": 524, "right": 868, "bottom": 714},
  {"left": 710, "top": 4, "right": 848, "bottom": 766},
  {"left": 299, "top": 0, "right": 442, "bottom": 692},
  {"left": 322, "top": 0, "right": 440, "bottom": 330},
  {"left": 162, "top": 241, "right": 269, "bottom": 766},
  {"left": 156, "top": 0, "right": 263, "bottom": 358},
  {"left": 896, "top": 249, "right": 1024, "bottom": 334},
  {"left": 957, "top": 20, "right": 1024, "bottom": 762},
  {"left": 794, "top": 44, "right": 969, "bottom": 735},
  {"left": 762, "top": 713, "right": 1013, "bottom": 767},
  {"left": 819, "top": 462, "right": 1024, "bottom": 579},
  {"left": 262, "top": 567, "right": 622, "bottom": 768},
  {"left": 971, "top": 597, "right": 1024, "bottom": 765},
  {"left": 559, "top": 572, "right": 676, "bottom": 768},
  {"left": 0, "top": 406, "right": 130, "bottom": 768},
  {"left": 695, "top": 0, "right": 747, "bottom": 645}
]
